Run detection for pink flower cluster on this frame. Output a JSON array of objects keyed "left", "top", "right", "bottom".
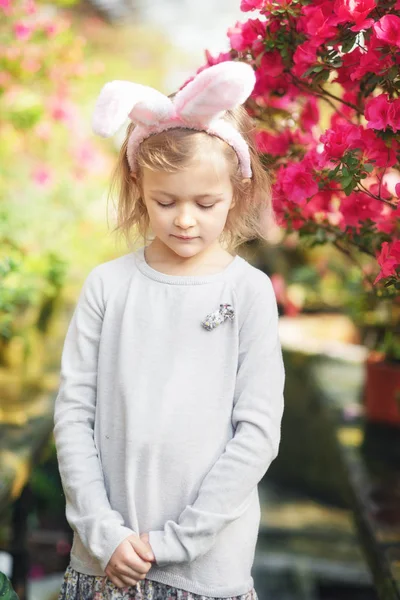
[
  {"left": 3, "top": 0, "right": 107, "bottom": 186},
  {"left": 375, "top": 240, "right": 400, "bottom": 283},
  {"left": 203, "top": 0, "right": 400, "bottom": 288}
]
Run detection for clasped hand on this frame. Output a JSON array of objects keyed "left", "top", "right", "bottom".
[{"left": 105, "top": 532, "right": 155, "bottom": 589}]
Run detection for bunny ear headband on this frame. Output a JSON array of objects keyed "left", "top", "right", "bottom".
[{"left": 92, "top": 61, "right": 256, "bottom": 179}]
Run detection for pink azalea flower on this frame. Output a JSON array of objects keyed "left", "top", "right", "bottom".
[
  {"left": 373, "top": 14, "right": 400, "bottom": 48},
  {"left": 367, "top": 181, "right": 399, "bottom": 235},
  {"left": 227, "top": 19, "right": 266, "bottom": 53},
  {"left": 292, "top": 40, "right": 319, "bottom": 79},
  {"left": 240, "top": 0, "right": 264, "bottom": 10},
  {"left": 270, "top": 273, "right": 302, "bottom": 316},
  {"left": 369, "top": 181, "right": 392, "bottom": 201},
  {"left": 300, "top": 97, "right": 319, "bottom": 130},
  {"left": 306, "top": 190, "right": 334, "bottom": 216},
  {"left": 24, "top": 0, "right": 37, "bottom": 14},
  {"left": 299, "top": 2, "right": 340, "bottom": 40},
  {"left": 395, "top": 183, "right": 400, "bottom": 198},
  {"left": 0, "top": 0, "right": 12, "bottom": 15},
  {"left": 32, "top": 166, "right": 52, "bottom": 186},
  {"left": 0, "top": 0, "right": 11, "bottom": 13},
  {"left": 44, "top": 22, "right": 58, "bottom": 37},
  {"left": 320, "top": 122, "right": 363, "bottom": 159},
  {"left": 204, "top": 49, "right": 231, "bottom": 67},
  {"left": 334, "top": 0, "right": 376, "bottom": 32},
  {"left": 339, "top": 192, "right": 383, "bottom": 232},
  {"left": 253, "top": 66, "right": 289, "bottom": 97},
  {"left": 364, "top": 94, "right": 391, "bottom": 130},
  {"left": 360, "top": 128, "right": 398, "bottom": 167},
  {"left": 14, "top": 21, "right": 32, "bottom": 40},
  {"left": 304, "top": 146, "right": 331, "bottom": 171},
  {"left": 260, "top": 50, "right": 285, "bottom": 77},
  {"left": 374, "top": 240, "right": 400, "bottom": 283},
  {"left": 281, "top": 162, "right": 319, "bottom": 204},
  {"left": 387, "top": 98, "right": 400, "bottom": 133},
  {"left": 72, "top": 140, "right": 108, "bottom": 174},
  {"left": 255, "top": 130, "right": 291, "bottom": 155},
  {"left": 335, "top": 37, "right": 392, "bottom": 84},
  {"left": 47, "top": 96, "right": 77, "bottom": 125}
]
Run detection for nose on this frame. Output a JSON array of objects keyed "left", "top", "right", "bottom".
[{"left": 174, "top": 207, "right": 196, "bottom": 229}]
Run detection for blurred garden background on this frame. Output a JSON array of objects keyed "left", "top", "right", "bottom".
[{"left": 1, "top": 0, "right": 399, "bottom": 599}]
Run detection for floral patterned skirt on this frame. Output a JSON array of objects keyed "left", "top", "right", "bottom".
[{"left": 57, "top": 565, "right": 259, "bottom": 600}]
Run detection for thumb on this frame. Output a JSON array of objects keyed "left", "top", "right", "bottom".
[{"left": 128, "top": 534, "right": 155, "bottom": 561}]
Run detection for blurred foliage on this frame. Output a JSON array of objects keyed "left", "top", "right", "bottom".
[
  {"left": 0, "top": 239, "right": 66, "bottom": 353},
  {"left": 1, "top": 0, "right": 107, "bottom": 356},
  {"left": 0, "top": 0, "right": 175, "bottom": 363}
]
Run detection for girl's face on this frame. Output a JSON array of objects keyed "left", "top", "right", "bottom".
[{"left": 140, "top": 143, "right": 236, "bottom": 259}]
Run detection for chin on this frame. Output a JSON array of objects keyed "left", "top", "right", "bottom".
[{"left": 170, "top": 239, "right": 203, "bottom": 254}]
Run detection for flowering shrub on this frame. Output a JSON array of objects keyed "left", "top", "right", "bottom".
[
  {"left": 201, "top": 0, "right": 400, "bottom": 359},
  {"left": 0, "top": 0, "right": 109, "bottom": 351}
]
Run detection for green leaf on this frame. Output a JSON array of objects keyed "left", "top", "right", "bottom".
[
  {"left": 341, "top": 175, "right": 353, "bottom": 187},
  {"left": 341, "top": 37, "right": 357, "bottom": 53},
  {"left": 364, "top": 163, "right": 374, "bottom": 172},
  {"left": 302, "top": 66, "right": 318, "bottom": 78},
  {"left": 316, "top": 69, "right": 330, "bottom": 83}
]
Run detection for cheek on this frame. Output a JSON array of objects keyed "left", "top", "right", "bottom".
[
  {"left": 149, "top": 207, "right": 172, "bottom": 227},
  {"left": 214, "top": 203, "right": 232, "bottom": 221}
]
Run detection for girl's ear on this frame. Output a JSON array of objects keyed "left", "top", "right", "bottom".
[{"left": 130, "top": 172, "right": 137, "bottom": 183}]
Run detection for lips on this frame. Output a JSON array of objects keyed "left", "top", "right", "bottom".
[{"left": 174, "top": 235, "right": 195, "bottom": 240}]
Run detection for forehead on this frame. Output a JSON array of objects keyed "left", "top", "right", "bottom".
[{"left": 142, "top": 138, "right": 232, "bottom": 194}]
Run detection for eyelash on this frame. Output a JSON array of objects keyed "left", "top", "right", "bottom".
[{"left": 156, "top": 202, "right": 215, "bottom": 210}]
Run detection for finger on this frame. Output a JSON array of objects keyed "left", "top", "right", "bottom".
[
  {"left": 129, "top": 536, "right": 154, "bottom": 561},
  {"left": 109, "top": 575, "right": 127, "bottom": 589},
  {"left": 121, "top": 573, "right": 143, "bottom": 587},
  {"left": 119, "top": 565, "right": 148, "bottom": 580},
  {"left": 128, "top": 557, "right": 152, "bottom": 573}
]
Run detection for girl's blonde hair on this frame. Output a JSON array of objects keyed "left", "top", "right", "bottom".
[{"left": 107, "top": 99, "right": 276, "bottom": 253}]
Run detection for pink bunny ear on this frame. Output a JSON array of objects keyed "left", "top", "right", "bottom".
[
  {"left": 173, "top": 61, "right": 256, "bottom": 126},
  {"left": 92, "top": 80, "right": 175, "bottom": 137}
]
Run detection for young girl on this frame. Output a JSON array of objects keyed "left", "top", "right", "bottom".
[{"left": 54, "top": 61, "right": 285, "bottom": 600}]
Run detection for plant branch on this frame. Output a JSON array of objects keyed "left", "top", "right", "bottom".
[
  {"left": 331, "top": 238, "right": 376, "bottom": 290},
  {"left": 316, "top": 84, "right": 360, "bottom": 113},
  {"left": 321, "top": 221, "right": 377, "bottom": 258},
  {"left": 357, "top": 182, "right": 398, "bottom": 207},
  {"left": 287, "top": 72, "right": 359, "bottom": 122}
]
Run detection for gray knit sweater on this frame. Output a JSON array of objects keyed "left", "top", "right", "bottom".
[{"left": 53, "top": 245, "right": 285, "bottom": 597}]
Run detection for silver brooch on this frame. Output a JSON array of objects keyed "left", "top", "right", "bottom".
[{"left": 201, "top": 303, "right": 235, "bottom": 331}]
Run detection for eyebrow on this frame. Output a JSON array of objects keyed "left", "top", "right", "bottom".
[{"left": 150, "top": 191, "right": 223, "bottom": 200}]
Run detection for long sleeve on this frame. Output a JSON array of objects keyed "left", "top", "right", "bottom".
[
  {"left": 53, "top": 268, "right": 134, "bottom": 572},
  {"left": 148, "top": 274, "right": 285, "bottom": 566}
]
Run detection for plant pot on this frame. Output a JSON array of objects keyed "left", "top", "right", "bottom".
[{"left": 364, "top": 351, "right": 400, "bottom": 427}]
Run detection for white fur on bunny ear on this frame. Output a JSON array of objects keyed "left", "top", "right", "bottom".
[
  {"left": 173, "top": 61, "right": 256, "bottom": 126},
  {"left": 92, "top": 80, "right": 175, "bottom": 137}
]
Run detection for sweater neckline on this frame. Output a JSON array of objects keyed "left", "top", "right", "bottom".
[{"left": 134, "top": 245, "right": 243, "bottom": 285}]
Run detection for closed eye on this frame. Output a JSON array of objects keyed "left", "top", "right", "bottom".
[{"left": 156, "top": 202, "right": 215, "bottom": 210}]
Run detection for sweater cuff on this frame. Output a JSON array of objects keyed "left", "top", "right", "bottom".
[
  {"left": 98, "top": 525, "right": 136, "bottom": 572},
  {"left": 148, "top": 529, "right": 186, "bottom": 566}
]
